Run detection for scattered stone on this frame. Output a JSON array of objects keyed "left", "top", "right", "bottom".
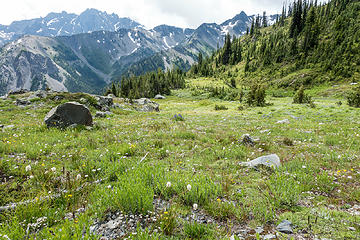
[
  {"left": 0, "top": 95, "right": 7, "bottom": 100},
  {"left": 28, "top": 90, "right": 47, "bottom": 100},
  {"left": 0, "top": 125, "right": 3, "bottom": 128},
  {"left": 54, "top": 95, "right": 64, "bottom": 101},
  {"left": 277, "top": 119, "right": 290, "bottom": 124},
  {"left": 255, "top": 226, "right": 264, "bottom": 234},
  {"left": 154, "top": 94, "right": 166, "bottom": 99},
  {"left": 133, "top": 98, "right": 160, "bottom": 112},
  {"left": 3, "top": 125, "right": 15, "bottom": 130},
  {"left": 347, "top": 205, "right": 360, "bottom": 216},
  {"left": 44, "top": 102, "right": 93, "bottom": 128},
  {"left": 16, "top": 98, "right": 31, "bottom": 106},
  {"left": 239, "top": 154, "right": 281, "bottom": 169},
  {"left": 276, "top": 220, "right": 293, "bottom": 234},
  {"left": 264, "top": 234, "right": 277, "bottom": 240},
  {"left": 348, "top": 227, "right": 356, "bottom": 231},
  {"left": 96, "top": 111, "right": 113, "bottom": 118},
  {"left": 94, "top": 95, "right": 114, "bottom": 111},
  {"left": 241, "top": 134, "right": 255, "bottom": 146}
]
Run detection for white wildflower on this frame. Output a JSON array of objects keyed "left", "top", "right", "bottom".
[
  {"left": 107, "top": 185, "right": 112, "bottom": 189},
  {"left": 25, "top": 165, "right": 31, "bottom": 172},
  {"left": 193, "top": 203, "right": 198, "bottom": 210},
  {"left": 29, "top": 175, "right": 34, "bottom": 179},
  {"left": 187, "top": 184, "right": 192, "bottom": 191},
  {"left": 76, "top": 174, "right": 81, "bottom": 180},
  {"left": 51, "top": 167, "right": 56, "bottom": 172},
  {"left": 166, "top": 182, "right": 171, "bottom": 188}
]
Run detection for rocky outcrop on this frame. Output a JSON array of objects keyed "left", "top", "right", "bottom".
[
  {"left": 44, "top": 102, "right": 93, "bottom": 128},
  {"left": 132, "top": 98, "right": 160, "bottom": 112}
]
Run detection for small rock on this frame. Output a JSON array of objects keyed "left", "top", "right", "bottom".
[
  {"left": 276, "top": 220, "right": 293, "bottom": 234},
  {"left": 348, "top": 227, "right": 356, "bottom": 231},
  {"left": 0, "top": 124, "right": 4, "bottom": 128},
  {"left": 277, "top": 119, "right": 290, "bottom": 124},
  {"left": 154, "top": 94, "right": 166, "bottom": 99},
  {"left": 96, "top": 111, "right": 112, "bottom": 118},
  {"left": 264, "top": 234, "right": 277, "bottom": 240},
  {"left": 255, "top": 226, "right": 264, "bottom": 234},
  {"left": 16, "top": 98, "right": 31, "bottom": 106},
  {"left": 133, "top": 98, "right": 160, "bottom": 112},
  {"left": 94, "top": 95, "right": 114, "bottom": 110},
  {"left": 239, "top": 154, "right": 281, "bottom": 169},
  {"left": 3, "top": 125, "right": 15, "bottom": 130},
  {"left": 28, "top": 90, "right": 47, "bottom": 100},
  {"left": 241, "top": 134, "right": 255, "bottom": 146},
  {"left": 54, "top": 95, "right": 64, "bottom": 101}
]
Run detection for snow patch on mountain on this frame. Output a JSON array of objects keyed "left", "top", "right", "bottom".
[{"left": 47, "top": 18, "right": 59, "bottom": 26}]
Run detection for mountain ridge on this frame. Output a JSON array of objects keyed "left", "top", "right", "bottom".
[{"left": 0, "top": 10, "right": 278, "bottom": 95}]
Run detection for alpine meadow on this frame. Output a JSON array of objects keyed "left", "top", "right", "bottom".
[{"left": 0, "top": 0, "right": 359, "bottom": 239}]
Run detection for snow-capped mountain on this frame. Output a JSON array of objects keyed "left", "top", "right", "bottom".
[
  {"left": 0, "top": 8, "right": 141, "bottom": 46},
  {"left": 0, "top": 10, "right": 279, "bottom": 95}
]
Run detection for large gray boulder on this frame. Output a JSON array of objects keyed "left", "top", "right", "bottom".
[
  {"left": 133, "top": 98, "right": 160, "bottom": 112},
  {"left": 44, "top": 102, "right": 93, "bottom": 128},
  {"left": 239, "top": 154, "right": 281, "bottom": 169}
]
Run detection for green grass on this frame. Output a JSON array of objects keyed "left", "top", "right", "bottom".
[{"left": 0, "top": 89, "right": 359, "bottom": 239}]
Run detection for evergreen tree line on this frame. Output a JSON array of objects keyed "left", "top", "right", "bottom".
[
  {"left": 190, "top": 0, "right": 360, "bottom": 82},
  {"left": 107, "top": 68, "right": 185, "bottom": 99}
]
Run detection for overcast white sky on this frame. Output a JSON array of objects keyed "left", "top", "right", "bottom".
[{"left": 0, "top": 0, "right": 326, "bottom": 29}]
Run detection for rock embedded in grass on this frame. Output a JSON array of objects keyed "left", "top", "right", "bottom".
[
  {"left": 241, "top": 134, "right": 256, "bottom": 146},
  {"left": 16, "top": 98, "right": 31, "bottom": 106},
  {"left": 96, "top": 111, "right": 113, "bottom": 118},
  {"left": 132, "top": 98, "right": 160, "bottom": 112},
  {"left": 239, "top": 154, "right": 281, "bottom": 169},
  {"left": 276, "top": 220, "right": 293, "bottom": 234},
  {"left": 277, "top": 119, "right": 290, "bottom": 124},
  {"left": 154, "top": 94, "right": 166, "bottom": 99},
  {"left": 44, "top": 102, "right": 93, "bottom": 128}
]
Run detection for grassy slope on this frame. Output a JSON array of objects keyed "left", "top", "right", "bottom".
[
  {"left": 191, "top": 1, "right": 360, "bottom": 98},
  {"left": 0, "top": 91, "right": 359, "bottom": 239}
]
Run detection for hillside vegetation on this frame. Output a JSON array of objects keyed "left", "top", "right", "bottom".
[
  {"left": 189, "top": 0, "right": 360, "bottom": 91},
  {"left": 1, "top": 0, "right": 360, "bottom": 239}
]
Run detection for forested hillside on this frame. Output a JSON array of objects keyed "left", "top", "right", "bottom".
[{"left": 190, "top": 0, "right": 360, "bottom": 88}]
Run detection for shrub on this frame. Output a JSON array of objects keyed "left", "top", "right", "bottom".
[
  {"left": 158, "top": 210, "right": 177, "bottom": 235},
  {"left": 347, "top": 85, "right": 360, "bottom": 107},
  {"left": 184, "top": 222, "right": 213, "bottom": 239},
  {"left": 293, "top": 85, "right": 312, "bottom": 104},
  {"left": 214, "top": 105, "right": 228, "bottom": 111},
  {"left": 246, "top": 84, "right": 267, "bottom": 107}
]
